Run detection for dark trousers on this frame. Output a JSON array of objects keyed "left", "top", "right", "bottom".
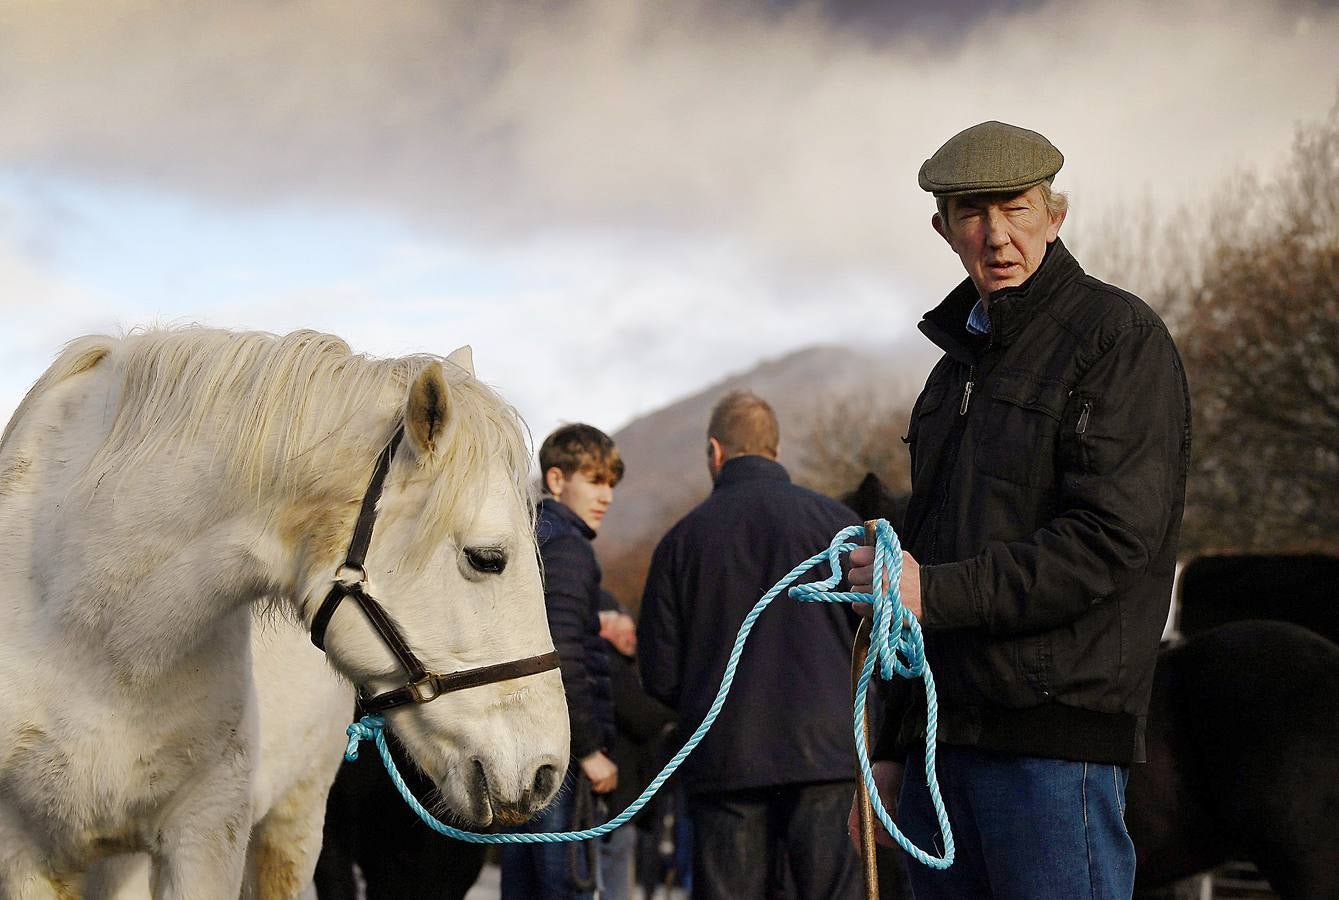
[
  {"left": 898, "top": 744, "right": 1135, "bottom": 899},
  {"left": 687, "top": 780, "right": 862, "bottom": 900},
  {"left": 499, "top": 769, "right": 599, "bottom": 900}
]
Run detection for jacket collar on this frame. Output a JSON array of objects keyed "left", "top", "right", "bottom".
[
  {"left": 712, "top": 454, "right": 790, "bottom": 492},
  {"left": 538, "top": 496, "right": 596, "bottom": 540},
  {"left": 920, "top": 238, "right": 1082, "bottom": 361}
]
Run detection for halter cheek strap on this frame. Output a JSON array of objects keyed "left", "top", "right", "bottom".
[{"left": 309, "top": 422, "right": 558, "bottom": 714}]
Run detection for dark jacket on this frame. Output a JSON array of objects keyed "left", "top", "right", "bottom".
[
  {"left": 638, "top": 455, "right": 861, "bottom": 795},
  {"left": 605, "top": 640, "right": 676, "bottom": 822},
  {"left": 882, "top": 238, "right": 1190, "bottom": 765},
  {"left": 537, "top": 498, "right": 615, "bottom": 760}
]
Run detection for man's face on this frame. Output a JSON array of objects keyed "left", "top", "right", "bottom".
[
  {"left": 933, "top": 185, "right": 1065, "bottom": 298},
  {"left": 547, "top": 466, "right": 615, "bottom": 533}
]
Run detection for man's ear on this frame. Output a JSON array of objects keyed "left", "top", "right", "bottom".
[
  {"left": 932, "top": 212, "right": 952, "bottom": 244},
  {"left": 707, "top": 437, "right": 726, "bottom": 472},
  {"left": 1046, "top": 207, "right": 1067, "bottom": 243},
  {"left": 543, "top": 466, "right": 566, "bottom": 498},
  {"left": 445, "top": 345, "right": 475, "bottom": 377},
  {"left": 406, "top": 361, "right": 450, "bottom": 458}
]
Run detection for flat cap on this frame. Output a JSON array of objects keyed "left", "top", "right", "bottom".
[{"left": 918, "top": 120, "right": 1063, "bottom": 197}]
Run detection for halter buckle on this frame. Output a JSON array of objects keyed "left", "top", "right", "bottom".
[
  {"left": 407, "top": 675, "right": 441, "bottom": 704},
  {"left": 335, "top": 563, "right": 368, "bottom": 587}
]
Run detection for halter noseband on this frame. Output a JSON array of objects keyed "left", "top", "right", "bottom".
[{"left": 309, "top": 423, "right": 559, "bottom": 714}]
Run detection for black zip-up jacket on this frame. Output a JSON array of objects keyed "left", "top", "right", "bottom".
[
  {"left": 880, "top": 239, "right": 1191, "bottom": 765},
  {"left": 537, "top": 498, "right": 615, "bottom": 761},
  {"left": 638, "top": 456, "right": 861, "bottom": 794}
]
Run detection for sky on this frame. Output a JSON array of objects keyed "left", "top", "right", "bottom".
[{"left": 3, "top": 0, "right": 1338, "bottom": 439}]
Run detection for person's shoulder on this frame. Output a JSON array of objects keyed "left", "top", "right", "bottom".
[
  {"left": 758, "top": 478, "right": 859, "bottom": 528},
  {"left": 657, "top": 494, "right": 718, "bottom": 545},
  {"left": 540, "top": 524, "right": 597, "bottom": 569},
  {"left": 1055, "top": 268, "right": 1173, "bottom": 352}
]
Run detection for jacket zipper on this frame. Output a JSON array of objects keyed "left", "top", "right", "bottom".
[
  {"left": 926, "top": 362, "right": 976, "bottom": 564},
  {"left": 1076, "top": 401, "right": 1091, "bottom": 434},
  {"left": 959, "top": 366, "right": 975, "bottom": 416}
]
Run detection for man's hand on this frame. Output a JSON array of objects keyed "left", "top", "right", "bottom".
[
  {"left": 579, "top": 751, "right": 618, "bottom": 794},
  {"left": 848, "top": 760, "right": 905, "bottom": 853},
  {"left": 847, "top": 547, "right": 923, "bottom": 620}
]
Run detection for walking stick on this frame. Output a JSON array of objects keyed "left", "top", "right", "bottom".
[{"left": 851, "top": 520, "right": 882, "bottom": 900}]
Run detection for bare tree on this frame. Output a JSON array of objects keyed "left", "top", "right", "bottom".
[
  {"left": 1172, "top": 99, "right": 1339, "bottom": 553},
  {"left": 789, "top": 394, "right": 913, "bottom": 501}
]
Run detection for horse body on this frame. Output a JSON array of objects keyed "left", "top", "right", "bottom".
[
  {"left": 1130, "top": 619, "right": 1339, "bottom": 899},
  {"left": 0, "top": 330, "right": 569, "bottom": 898}
]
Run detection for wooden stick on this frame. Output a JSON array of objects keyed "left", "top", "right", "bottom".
[{"left": 851, "top": 520, "right": 881, "bottom": 900}]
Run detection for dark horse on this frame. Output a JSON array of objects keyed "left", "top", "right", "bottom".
[
  {"left": 313, "top": 733, "right": 486, "bottom": 900},
  {"left": 1131, "top": 622, "right": 1339, "bottom": 898}
]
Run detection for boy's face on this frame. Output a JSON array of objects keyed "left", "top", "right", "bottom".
[{"left": 546, "top": 466, "right": 616, "bottom": 533}]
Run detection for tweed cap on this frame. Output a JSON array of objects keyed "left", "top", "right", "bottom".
[{"left": 918, "top": 120, "right": 1063, "bottom": 197}]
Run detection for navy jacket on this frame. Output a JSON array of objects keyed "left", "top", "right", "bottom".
[
  {"left": 537, "top": 498, "right": 615, "bottom": 760},
  {"left": 637, "top": 456, "right": 861, "bottom": 795}
]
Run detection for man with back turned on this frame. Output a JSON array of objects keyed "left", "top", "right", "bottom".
[{"left": 638, "top": 390, "right": 863, "bottom": 899}]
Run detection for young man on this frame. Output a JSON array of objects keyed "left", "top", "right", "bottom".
[
  {"left": 500, "top": 423, "right": 624, "bottom": 900},
  {"left": 848, "top": 121, "right": 1191, "bottom": 898}
]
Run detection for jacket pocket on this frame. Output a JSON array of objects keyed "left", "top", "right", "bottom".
[
  {"left": 905, "top": 380, "right": 948, "bottom": 483},
  {"left": 1057, "top": 390, "right": 1099, "bottom": 474},
  {"left": 974, "top": 370, "right": 1068, "bottom": 487},
  {"left": 1018, "top": 631, "right": 1053, "bottom": 697}
]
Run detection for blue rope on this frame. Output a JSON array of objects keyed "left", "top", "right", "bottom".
[{"left": 343, "top": 519, "right": 954, "bottom": 869}]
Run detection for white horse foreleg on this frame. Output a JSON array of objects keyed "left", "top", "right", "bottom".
[
  {"left": 0, "top": 807, "right": 68, "bottom": 900},
  {"left": 242, "top": 765, "right": 341, "bottom": 900},
  {"left": 148, "top": 752, "right": 253, "bottom": 900}
]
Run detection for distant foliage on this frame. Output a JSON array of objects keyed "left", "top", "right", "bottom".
[
  {"left": 1165, "top": 100, "right": 1339, "bottom": 553},
  {"left": 790, "top": 394, "right": 913, "bottom": 502}
]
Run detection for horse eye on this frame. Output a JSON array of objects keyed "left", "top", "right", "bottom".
[{"left": 464, "top": 547, "right": 507, "bottom": 574}]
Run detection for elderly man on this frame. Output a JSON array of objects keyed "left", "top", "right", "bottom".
[{"left": 849, "top": 121, "right": 1190, "bottom": 898}]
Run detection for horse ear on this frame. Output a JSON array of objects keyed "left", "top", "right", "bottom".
[
  {"left": 406, "top": 362, "right": 451, "bottom": 458},
  {"left": 445, "top": 345, "right": 475, "bottom": 377}
]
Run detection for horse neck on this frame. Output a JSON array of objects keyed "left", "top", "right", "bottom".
[{"left": 24, "top": 389, "right": 395, "bottom": 686}]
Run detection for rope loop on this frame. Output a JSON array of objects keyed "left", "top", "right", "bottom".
[{"left": 341, "top": 519, "right": 954, "bottom": 868}]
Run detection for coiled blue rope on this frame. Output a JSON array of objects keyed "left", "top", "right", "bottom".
[{"left": 343, "top": 519, "right": 954, "bottom": 869}]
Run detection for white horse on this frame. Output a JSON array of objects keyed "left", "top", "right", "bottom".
[{"left": 0, "top": 329, "right": 570, "bottom": 898}]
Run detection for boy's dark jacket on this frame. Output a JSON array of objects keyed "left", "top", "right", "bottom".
[
  {"left": 883, "top": 238, "right": 1191, "bottom": 765},
  {"left": 536, "top": 498, "right": 615, "bottom": 760}
]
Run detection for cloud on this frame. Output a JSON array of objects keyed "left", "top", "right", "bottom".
[{"left": 3, "top": 0, "right": 1337, "bottom": 296}]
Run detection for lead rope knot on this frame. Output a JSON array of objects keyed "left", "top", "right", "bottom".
[{"left": 345, "top": 714, "right": 385, "bottom": 761}]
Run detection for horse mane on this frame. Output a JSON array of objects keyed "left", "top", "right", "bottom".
[{"left": 73, "top": 327, "right": 532, "bottom": 559}]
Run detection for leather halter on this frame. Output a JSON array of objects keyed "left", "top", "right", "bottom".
[{"left": 309, "top": 423, "right": 559, "bottom": 714}]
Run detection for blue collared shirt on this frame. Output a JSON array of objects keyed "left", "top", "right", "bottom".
[{"left": 967, "top": 299, "right": 992, "bottom": 335}]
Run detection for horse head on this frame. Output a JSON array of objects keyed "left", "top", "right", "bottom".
[{"left": 295, "top": 350, "right": 568, "bottom": 828}]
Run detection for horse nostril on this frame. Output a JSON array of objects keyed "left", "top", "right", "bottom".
[
  {"left": 471, "top": 758, "right": 490, "bottom": 802},
  {"left": 532, "top": 763, "right": 559, "bottom": 800}
]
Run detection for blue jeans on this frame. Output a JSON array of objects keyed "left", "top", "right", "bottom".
[
  {"left": 898, "top": 745, "right": 1135, "bottom": 899},
  {"left": 598, "top": 822, "right": 637, "bottom": 900},
  {"left": 499, "top": 771, "right": 599, "bottom": 900}
]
